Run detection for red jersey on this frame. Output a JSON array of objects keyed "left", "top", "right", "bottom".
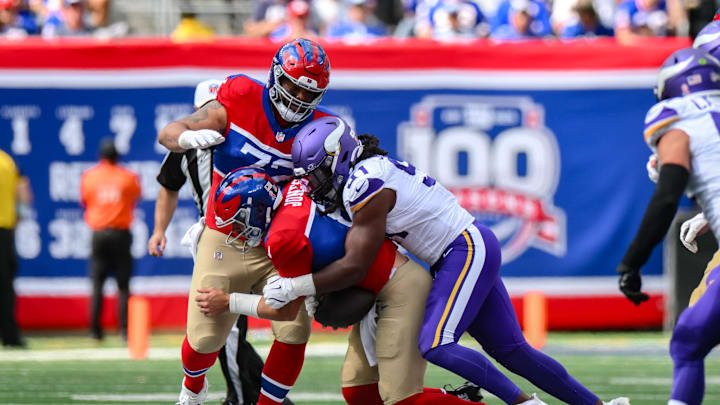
[
  {"left": 265, "top": 180, "right": 395, "bottom": 295},
  {"left": 205, "top": 75, "right": 336, "bottom": 235}
]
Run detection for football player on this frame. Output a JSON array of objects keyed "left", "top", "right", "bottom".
[
  {"left": 157, "top": 38, "right": 335, "bottom": 405},
  {"left": 617, "top": 46, "right": 720, "bottom": 405},
  {"left": 199, "top": 170, "right": 486, "bottom": 405},
  {"left": 150, "top": 79, "right": 274, "bottom": 405},
  {"left": 265, "top": 116, "right": 630, "bottom": 405}
]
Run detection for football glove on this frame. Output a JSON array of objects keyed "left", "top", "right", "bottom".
[
  {"left": 178, "top": 129, "right": 225, "bottom": 150},
  {"left": 314, "top": 286, "right": 375, "bottom": 329},
  {"left": 304, "top": 295, "right": 319, "bottom": 317},
  {"left": 680, "top": 213, "right": 709, "bottom": 254},
  {"left": 617, "top": 264, "right": 649, "bottom": 306},
  {"left": 646, "top": 154, "right": 659, "bottom": 184},
  {"left": 262, "top": 275, "right": 298, "bottom": 309}
]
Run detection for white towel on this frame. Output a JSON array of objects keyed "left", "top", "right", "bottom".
[
  {"left": 359, "top": 304, "right": 378, "bottom": 367},
  {"left": 180, "top": 217, "right": 205, "bottom": 262}
]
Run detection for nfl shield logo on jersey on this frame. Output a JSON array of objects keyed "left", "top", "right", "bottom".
[
  {"left": 397, "top": 95, "right": 567, "bottom": 263},
  {"left": 275, "top": 131, "right": 286, "bottom": 142}
]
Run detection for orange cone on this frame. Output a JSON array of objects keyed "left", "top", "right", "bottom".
[
  {"left": 523, "top": 290, "right": 547, "bottom": 349},
  {"left": 128, "top": 296, "right": 151, "bottom": 360}
]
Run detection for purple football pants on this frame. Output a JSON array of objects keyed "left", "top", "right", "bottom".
[
  {"left": 418, "top": 222, "right": 599, "bottom": 405},
  {"left": 670, "top": 264, "right": 720, "bottom": 405}
]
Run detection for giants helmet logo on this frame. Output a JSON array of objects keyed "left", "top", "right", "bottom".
[{"left": 397, "top": 95, "right": 566, "bottom": 263}]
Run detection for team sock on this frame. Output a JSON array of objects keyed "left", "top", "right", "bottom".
[
  {"left": 257, "top": 341, "right": 306, "bottom": 404},
  {"left": 342, "top": 383, "right": 384, "bottom": 405},
  {"left": 181, "top": 336, "right": 219, "bottom": 393},
  {"left": 670, "top": 358, "right": 704, "bottom": 405},
  {"left": 423, "top": 342, "right": 521, "bottom": 404},
  {"left": 395, "top": 392, "right": 484, "bottom": 405},
  {"left": 495, "top": 342, "right": 599, "bottom": 405}
]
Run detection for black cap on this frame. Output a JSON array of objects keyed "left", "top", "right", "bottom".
[{"left": 99, "top": 137, "right": 118, "bottom": 161}]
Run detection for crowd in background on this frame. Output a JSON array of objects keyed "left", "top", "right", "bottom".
[{"left": 0, "top": 0, "right": 716, "bottom": 42}]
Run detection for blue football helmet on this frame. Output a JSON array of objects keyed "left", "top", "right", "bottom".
[
  {"left": 214, "top": 167, "right": 282, "bottom": 251},
  {"left": 654, "top": 47, "right": 720, "bottom": 101}
]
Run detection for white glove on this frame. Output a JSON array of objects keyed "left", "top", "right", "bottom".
[
  {"left": 263, "top": 275, "right": 299, "bottom": 309},
  {"left": 178, "top": 129, "right": 225, "bottom": 150},
  {"left": 304, "top": 295, "right": 319, "bottom": 317},
  {"left": 646, "top": 154, "right": 659, "bottom": 184},
  {"left": 680, "top": 213, "right": 709, "bottom": 254}
]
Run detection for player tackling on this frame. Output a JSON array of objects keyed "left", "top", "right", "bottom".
[{"left": 264, "top": 116, "right": 630, "bottom": 405}]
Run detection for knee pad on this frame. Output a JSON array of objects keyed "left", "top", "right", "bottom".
[{"left": 273, "top": 322, "right": 311, "bottom": 345}]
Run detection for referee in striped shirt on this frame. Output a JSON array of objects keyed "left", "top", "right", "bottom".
[{"left": 149, "top": 80, "right": 288, "bottom": 405}]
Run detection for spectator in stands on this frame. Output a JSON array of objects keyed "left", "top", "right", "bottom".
[
  {"left": 171, "top": 11, "right": 215, "bottom": 42},
  {"left": 243, "top": 0, "right": 288, "bottom": 37},
  {"left": 415, "top": 0, "right": 488, "bottom": 39},
  {"left": 393, "top": 0, "right": 419, "bottom": 37},
  {"left": 86, "top": 0, "right": 107, "bottom": 27},
  {"left": 491, "top": 0, "right": 551, "bottom": 38},
  {"left": 41, "top": 0, "right": 91, "bottom": 38},
  {"left": 326, "top": 0, "right": 386, "bottom": 39},
  {"left": 269, "top": 0, "right": 318, "bottom": 41},
  {"left": 560, "top": 0, "right": 613, "bottom": 37},
  {"left": 0, "top": 0, "right": 38, "bottom": 38},
  {"left": 80, "top": 138, "right": 141, "bottom": 341},
  {"left": 614, "top": 0, "right": 670, "bottom": 42},
  {"left": 0, "top": 148, "right": 32, "bottom": 348}
]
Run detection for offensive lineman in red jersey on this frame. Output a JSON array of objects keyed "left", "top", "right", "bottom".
[
  {"left": 198, "top": 175, "right": 485, "bottom": 405},
  {"left": 158, "top": 38, "right": 335, "bottom": 405}
]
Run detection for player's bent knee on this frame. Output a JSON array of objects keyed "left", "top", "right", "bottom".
[
  {"left": 273, "top": 323, "right": 311, "bottom": 344},
  {"left": 670, "top": 321, "right": 704, "bottom": 361}
]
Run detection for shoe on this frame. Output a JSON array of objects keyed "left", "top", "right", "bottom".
[
  {"left": 176, "top": 378, "right": 208, "bottom": 405},
  {"left": 89, "top": 329, "right": 104, "bottom": 341},
  {"left": 444, "top": 381, "right": 484, "bottom": 402},
  {"left": 2, "top": 339, "right": 26, "bottom": 348},
  {"left": 604, "top": 398, "right": 631, "bottom": 405},
  {"left": 518, "top": 393, "right": 549, "bottom": 405}
]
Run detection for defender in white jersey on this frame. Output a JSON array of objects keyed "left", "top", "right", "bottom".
[
  {"left": 617, "top": 47, "right": 720, "bottom": 405},
  {"left": 264, "top": 116, "right": 630, "bottom": 405}
]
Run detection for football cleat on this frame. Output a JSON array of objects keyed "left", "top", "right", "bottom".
[
  {"left": 176, "top": 378, "right": 208, "bottom": 405},
  {"left": 604, "top": 397, "right": 631, "bottom": 405},
  {"left": 518, "top": 393, "right": 549, "bottom": 405},
  {"left": 444, "top": 381, "right": 484, "bottom": 402}
]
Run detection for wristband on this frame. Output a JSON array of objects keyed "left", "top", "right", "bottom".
[
  {"left": 229, "top": 293, "right": 260, "bottom": 317},
  {"left": 291, "top": 273, "right": 316, "bottom": 297}
]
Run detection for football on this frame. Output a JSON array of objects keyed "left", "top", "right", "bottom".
[{"left": 314, "top": 286, "right": 376, "bottom": 329}]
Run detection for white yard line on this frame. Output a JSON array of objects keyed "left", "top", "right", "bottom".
[
  {"left": 71, "top": 392, "right": 344, "bottom": 402},
  {"left": 0, "top": 343, "right": 349, "bottom": 362}
]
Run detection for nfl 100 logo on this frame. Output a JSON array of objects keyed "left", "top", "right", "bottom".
[{"left": 397, "top": 95, "right": 566, "bottom": 263}]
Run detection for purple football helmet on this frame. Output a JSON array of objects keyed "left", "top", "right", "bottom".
[
  {"left": 292, "top": 116, "right": 363, "bottom": 212},
  {"left": 695, "top": 21, "right": 720, "bottom": 58},
  {"left": 655, "top": 47, "right": 720, "bottom": 101}
]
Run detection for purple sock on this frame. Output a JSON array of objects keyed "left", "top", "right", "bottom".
[
  {"left": 423, "top": 342, "right": 522, "bottom": 404},
  {"left": 493, "top": 342, "right": 599, "bottom": 405},
  {"left": 670, "top": 358, "right": 704, "bottom": 405}
]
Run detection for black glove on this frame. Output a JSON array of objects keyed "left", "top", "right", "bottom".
[{"left": 617, "top": 263, "right": 649, "bottom": 306}]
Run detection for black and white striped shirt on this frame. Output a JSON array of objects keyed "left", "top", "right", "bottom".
[{"left": 156, "top": 149, "right": 213, "bottom": 216}]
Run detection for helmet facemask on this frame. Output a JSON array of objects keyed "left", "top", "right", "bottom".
[
  {"left": 305, "top": 164, "right": 343, "bottom": 214},
  {"left": 269, "top": 66, "right": 326, "bottom": 123},
  {"left": 215, "top": 201, "right": 273, "bottom": 252}
]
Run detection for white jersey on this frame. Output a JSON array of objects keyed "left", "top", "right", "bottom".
[
  {"left": 342, "top": 155, "right": 475, "bottom": 265},
  {"left": 644, "top": 91, "right": 720, "bottom": 238}
]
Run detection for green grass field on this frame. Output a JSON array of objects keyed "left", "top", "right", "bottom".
[{"left": 2, "top": 330, "right": 719, "bottom": 405}]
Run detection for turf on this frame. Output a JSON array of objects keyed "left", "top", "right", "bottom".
[{"left": 1, "top": 331, "right": 719, "bottom": 405}]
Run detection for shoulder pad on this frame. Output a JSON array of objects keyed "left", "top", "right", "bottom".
[
  {"left": 644, "top": 100, "right": 680, "bottom": 148},
  {"left": 343, "top": 158, "right": 387, "bottom": 213}
]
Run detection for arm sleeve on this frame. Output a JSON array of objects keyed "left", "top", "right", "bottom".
[
  {"left": 156, "top": 152, "right": 187, "bottom": 191},
  {"left": 620, "top": 163, "right": 689, "bottom": 270}
]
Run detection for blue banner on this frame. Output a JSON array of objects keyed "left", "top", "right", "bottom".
[{"left": 0, "top": 83, "right": 663, "bottom": 281}]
